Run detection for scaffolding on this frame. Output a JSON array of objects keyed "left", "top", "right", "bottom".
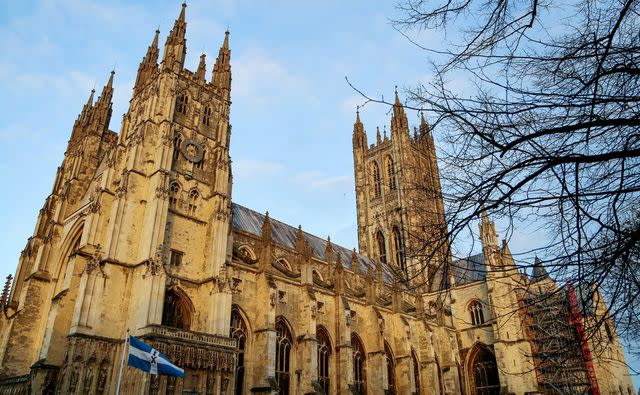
[{"left": 522, "top": 285, "right": 599, "bottom": 395}]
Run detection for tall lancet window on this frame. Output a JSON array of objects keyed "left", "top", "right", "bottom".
[
  {"left": 392, "top": 227, "right": 405, "bottom": 275},
  {"left": 372, "top": 161, "right": 382, "bottom": 198},
  {"left": 230, "top": 307, "right": 248, "bottom": 395},
  {"left": 377, "top": 231, "right": 387, "bottom": 264},
  {"left": 412, "top": 351, "right": 421, "bottom": 395},
  {"left": 316, "top": 326, "right": 331, "bottom": 394},
  {"left": 176, "top": 92, "right": 188, "bottom": 115},
  {"left": 384, "top": 341, "right": 396, "bottom": 395},
  {"left": 387, "top": 155, "right": 397, "bottom": 191},
  {"left": 469, "top": 300, "right": 485, "bottom": 325},
  {"left": 351, "top": 333, "right": 366, "bottom": 395},
  {"left": 275, "top": 318, "right": 292, "bottom": 395},
  {"left": 202, "top": 105, "right": 212, "bottom": 126}
]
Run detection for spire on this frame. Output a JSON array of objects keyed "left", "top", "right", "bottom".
[
  {"left": 479, "top": 207, "right": 499, "bottom": 249},
  {"left": 376, "top": 127, "right": 382, "bottom": 144},
  {"left": 419, "top": 112, "right": 430, "bottom": 136},
  {"left": 223, "top": 29, "right": 230, "bottom": 49},
  {"left": 532, "top": 257, "right": 550, "bottom": 281},
  {"left": 391, "top": 89, "right": 409, "bottom": 136},
  {"left": 196, "top": 53, "right": 207, "bottom": 81},
  {"left": 212, "top": 30, "right": 231, "bottom": 95},
  {"left": 178, "top": 2, "right": 186, "bottom": 21},
  {"left": 82, "top": 70, "right": 113, "bottom": 136},
  {"left": 135, "top": 29, "right": 160, "bottom": 92},
  {"left": 162, "top": 3, "right": 188, "bottom": 70}
]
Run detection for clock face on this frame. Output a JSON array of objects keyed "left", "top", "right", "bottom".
[{"left": 181, "top": 139, "right": 204, "bottom": 163}]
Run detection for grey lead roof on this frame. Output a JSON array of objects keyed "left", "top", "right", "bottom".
[
  {"left": 231, "top": 203, "right": 395, "bottom": 283},
  {"left": 451, "top": 253, "right": 487, "bottom": 285}
]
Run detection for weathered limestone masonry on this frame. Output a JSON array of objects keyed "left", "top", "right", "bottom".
[{"left": 0, "top": 3, "right": 634, "bottom": 395}]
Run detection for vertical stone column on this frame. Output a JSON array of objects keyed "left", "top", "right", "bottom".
[
  {"left": 298, "top": 285, "right": 318, "bottom": 394},
  {"left": 248, "top": 273, "right": 277, "bottom": 394}
]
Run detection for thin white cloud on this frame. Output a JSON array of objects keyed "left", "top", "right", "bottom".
[
  {"left": 233, "top": 159, "right": 283, "bottom": 180},
  {"left": 233, "top": 48, "right": 313, "bottom": 106},
  {"left": 290, "top": 171, "right": 353, "bottom": 191}
]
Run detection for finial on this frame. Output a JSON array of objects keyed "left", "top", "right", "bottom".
[{"left": 178, "top": 2, "right": 187, "bottom": 21}]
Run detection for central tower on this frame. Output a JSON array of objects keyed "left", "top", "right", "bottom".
[{"left": 352, "top": 94, "right": 448, "bottom": 289}]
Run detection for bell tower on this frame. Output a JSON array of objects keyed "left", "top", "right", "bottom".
[{"left": 352, "top": 93, "right": 448, "bottom": 289}]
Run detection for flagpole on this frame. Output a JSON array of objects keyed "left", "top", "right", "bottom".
[{"left": 115, "top": 329, "right": 129, "bottom": 395}]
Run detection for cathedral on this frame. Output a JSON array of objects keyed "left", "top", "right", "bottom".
[{"left": 0, "top": 4, "right": 635, "bottom": 395}]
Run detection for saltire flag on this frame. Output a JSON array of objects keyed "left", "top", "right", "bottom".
[{"left": 127, "top": 336, "right": 184, "bottom": 377}]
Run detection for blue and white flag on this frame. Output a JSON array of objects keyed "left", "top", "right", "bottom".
[{"left": 127, "top": 336, "right": 184, "bottom": 377}]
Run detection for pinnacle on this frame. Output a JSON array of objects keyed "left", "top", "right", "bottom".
[
  {"left": 223, "top": 30, "right": 230, "bottom": 49},
  {"left": 178, "top": 2, "right": 186, "bottom": 21},
  {"left": 86, "top": 89, "right": 95, "bottom": 107},
  {"left": 106, "top": 70, "right": 115, "bottom": 89}
]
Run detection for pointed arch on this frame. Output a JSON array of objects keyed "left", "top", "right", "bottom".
[
  {"left": 275, "top": 316, "right": 294, "bottom": 395},
  {"left": 188, "top": 188, "right": 199, "bottom": 215},
  {"left": 376, "top": 230, "right": 387, "bottom": 264},
  {"left": 372, "top": 161, "right": 382, "bottom": 198},
  {"left": 384, "top": 340, "right": 396, "bottom": 394},
  {"left": 202, "top": 105, "right": 212, "bottom": 126},
  {"left": 231, "top": 306, "right": 249, "bottom": 395},
  {"left": 466, "top": 343, "right": 500, "bottom": 395},
  {"left": 53, "top": 220, "right": 85, "bottom": 294},
  {"left": 169, "top": 181, "right": 181, "bottom": 207},
  {"left": 386, "top": 155, "right": 397, "bottom": 191},
  {"left": 392, "top": 226, "right": 405, "bottom": 274},
  {"left": 161, "top": 287, "right": 193, "bottom": 330},
  {"left": 316, "top": 325, "right": 332, "bottom": 394},
  {"left": 176, "top": 92, "right": 188, "bottom": 115},
  {"left": 468, "top": 300, "right": 485, "bottom": 326},
  {"left": 351, "top": 333, "right": 366, "bottom": 395},
  {"left": 412, "top": 349, "right": 421, "bottom": 395}
]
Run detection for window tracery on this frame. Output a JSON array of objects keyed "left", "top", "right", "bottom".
[
  {"left": 275, "top": 317, "right": 292, "bottom": 395},
  {"left": 351, "top": 333, "right": 366, "bottom": 394},
  {"left": 372, "top": 161, "right": 382, "bottom": 198},
  {"left": 469, "top": 300, "right": 485, "bottom": 326},
  {"left": 316, "top": 326, "right": 331, "bottom": 394}
]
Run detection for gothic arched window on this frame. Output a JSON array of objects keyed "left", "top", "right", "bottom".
[
  {"left": 195, "top": 149, "right": 206, "bottom": 170},
  {"left": 230, "top": 307, "right": 248, "bottom": 395},
  {"left": 469, "top": 300, "right": 485, "bottom": 326},
  {"left": 376, "top": 231, "right": 387, "bottom": 264},
  {"left": 161, "top": 289, "right": 190, "bottom": 330},
  {"left": 317, "top": 326, "right": 331, "bottom": 394},
  {"left": 188, "top": 189, "right": 199, "bottom": 215},
  {"left": 172, "top": 134, "right": 182, "bottom": 161},
  {"left": 387, "top": 155, "right": 397, "bottom": 191},
  {"left": 169, "top": 182, "right": 180, "bottom": 207},
  {"left": 384, "top": 341, "right": 396, "bottom": 395},
  {"left": 275, "top": 317, "right": 293, "bottom": 395},
  {"left": 351, "top": 333, "right": 366, "bottom": 395},
  {"left": 202, "top": 105, "right": 212, "bottom": 126},
  {"left": 392, "top": 227, "right": 405, "bottom": 274},
  {"left": 176, "top": 92, "right": 188, "bottom": 115},
  {"left": 372, "top": 161, "right": 382, "bottom": 198},
  {"left": 412, "top": 351, "right": 421, "bottom": 395}
]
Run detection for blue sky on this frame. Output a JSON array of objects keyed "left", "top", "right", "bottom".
[{"left": 0, "top": 0, "right": 637, "bottom": 388}]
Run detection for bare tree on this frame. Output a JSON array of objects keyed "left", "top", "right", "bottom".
[
  {"left": 351, "top": 0, "right": 640, "bottom": 362},
  {"left": 406, "top": 0, "right": 639, "bottom": 349}
]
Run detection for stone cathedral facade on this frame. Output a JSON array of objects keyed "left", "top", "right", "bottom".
[{"left": 0, "top": 4, "right": 634, "bottom": 395}]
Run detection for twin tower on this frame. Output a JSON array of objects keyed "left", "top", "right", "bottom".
[
  {"left": 352, "top": 95, "right": 448, "bottom": 290},
  {"left": 0, "top": 3, "right": 237, "bottom": 393}
]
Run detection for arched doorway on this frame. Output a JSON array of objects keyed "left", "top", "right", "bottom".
[
  {"left": 467, "top": 344, "right": 500, "bottom": 395},
  {"left": 161, "top": 288, "right": 192, "bottom": 330}
]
